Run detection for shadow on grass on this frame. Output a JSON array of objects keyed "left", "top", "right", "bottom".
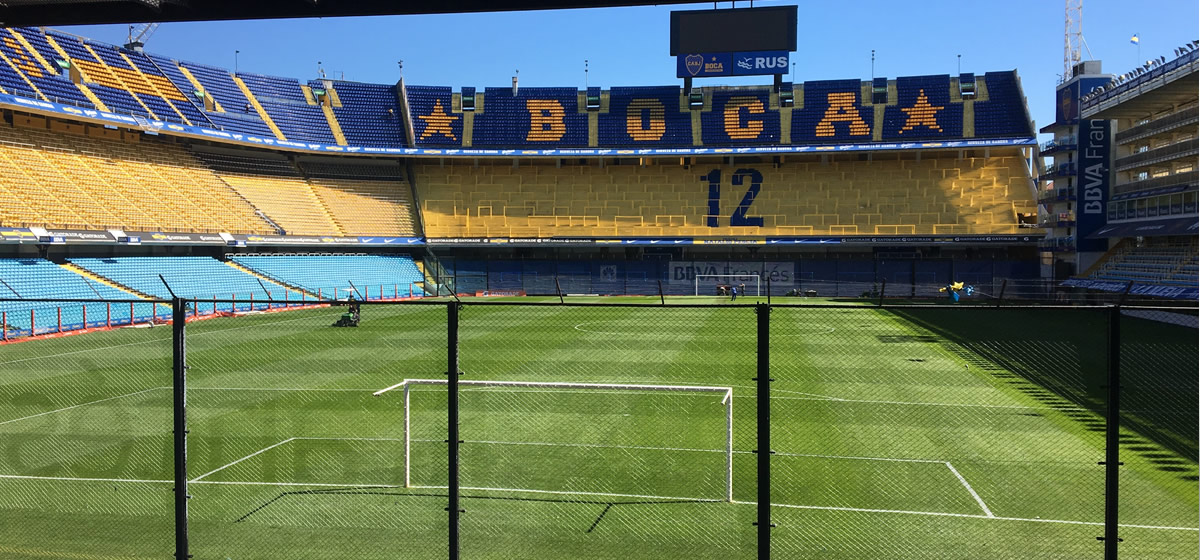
[
  {"left": 887, "top": 306, "right": 1198, "bottom": 479},
  {"left": 235, "top": 484, "right": 718, "bottom": 534}
]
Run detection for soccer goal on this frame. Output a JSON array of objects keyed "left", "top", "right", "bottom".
[
  {"left": 374, "top": 379, "right": 734, "bottom": 502},
  {"left": 695, "top": 274, "right": 761, "bottom": 296}
]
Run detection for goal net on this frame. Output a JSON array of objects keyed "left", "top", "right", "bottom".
[
  {"left": 374, "top": 379, "right": 734, "bottom": 502},
  {"left": 695, "top": 274, "right": 761, "bottom": 296}
]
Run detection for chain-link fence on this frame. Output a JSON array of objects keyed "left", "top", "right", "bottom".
[
  {"left": 0, "top": 298, "right": 174, "bottom": 558},
  {"left": 0, "top": 296, "right": 1195, "bottom": 559}
]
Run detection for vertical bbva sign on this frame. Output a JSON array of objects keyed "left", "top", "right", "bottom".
[{"left": 1077, "top": 119, "right": 1112, "bottom": 252}]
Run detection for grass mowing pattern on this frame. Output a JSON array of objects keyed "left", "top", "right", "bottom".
[{"left": 0, "top": 300, "right": 1195, "bottom": 559}]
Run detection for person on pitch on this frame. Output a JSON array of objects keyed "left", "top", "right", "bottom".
[
  {"left": 348, "top": 293, "right": 361, "bottom": 323},
  {"left": 730, "top": 284, "right": 738, "bottom": 302}
]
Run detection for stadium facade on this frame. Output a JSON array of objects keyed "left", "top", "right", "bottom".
[{"left": 1039, "top": 48, "right": 1197, "bottom": 300}]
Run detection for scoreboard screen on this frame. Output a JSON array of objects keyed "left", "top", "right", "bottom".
[{"left": 670, "top": 6, "right": 797, "bottom": 56}]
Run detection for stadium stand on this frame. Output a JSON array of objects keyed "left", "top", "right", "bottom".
[
  {"left": 599, "top": 86, "right": 692, "bottom": 147},
  {"left": 472, "top": 87, "right": 588, "bottom": 147},
  {"left": 231, "top": 254, "right": 425, "bottom": 298},
  {"left": 973, "top": 71, "right": 1033, "bottom": 137},
  {"left": 701, "top": 88, "right": 780, "bottom": 144},
  {"left": 1, "top": 28, "right": 97, "bottom": 108},
  {"left": 0, "top": 258, "right": 159, "bottom": 335},
  {"left": 414, "top": 155, "right": 1037, "bottom": 238},
  {"left": 791, "top": 79, "right": 874, "bottom": 144},
  {"left": 881, "top": 74, "right": 964, "bottom": 140},
  {"left": 331, "top": 80, "right": 408, "bottom": 147},
  {"left": 239, "top": 71, "right": 337, "bottom": 144},
  {"left": 1085, "top": 239, "right": 1199, "bottom": 287},
  {"left": 69, "top": 256, "right": 299, "bottom": 311},
  {"left": 406, "top": 85, "right": 462, "bottom": 147},
  {"left": 0, "top": 121, "right": 272, "bottom": 233},
  {"left": 300, "top": 159, "right": 420, "bottom": 236}
]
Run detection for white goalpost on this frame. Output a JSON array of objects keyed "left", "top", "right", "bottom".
[
  {"left": 374, "top": 379, "right": 734, "bottom": 502},
  {"left": 695, "top": 274, "right": 761, "bottom": 296}
]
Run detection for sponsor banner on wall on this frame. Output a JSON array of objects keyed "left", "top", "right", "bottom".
[
  {"left": 1, "top": 229, "right": 1043, "bottom": 247},
  {"left": 677, "top": 51, "right": 789, "bottom": 78},
  {"left": 474, "top": 290, "right": 527, "bottom": 297},
  {"left": 1076, "top": 119, "right": 1112, "bottom": 252},
  {"left": 1061, "top": 279, "right": 1199, "bottom": 300},
  {"left": 238, "top": 235, "right": 364, "bottom": 245},
  {"left": 357, "top": 237, "right": 425, "bottom": 246},
  {"left": 0, "top": 227, "right": 35, "bottom": 242},
  {"left": 670, "top": 261, "right": 795, "bottom": 284},
  {"left": 128, "top": 232, "right": 227, "bottom": 244},
  {"left": 42, "top": 229, "right": 114, "bottom": 244}
]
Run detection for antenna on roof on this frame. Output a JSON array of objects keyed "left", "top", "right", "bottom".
[
  {"left": 584, "top": 59, "right": 589, "bottom": 89},
  {"left": 513, "top": 69, "right": 519, "bottom": 96}
]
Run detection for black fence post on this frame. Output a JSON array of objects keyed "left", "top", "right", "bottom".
[
  {"left": 447, "top": 302, "right": 461, "bottom": 560},
  {"left": 171, "top": 298, "right": 190, "bottom": 559},
  {"left": 754, "top": 303, "right": 772, "bottom": 558},
  {"left": 1101, "top": 305, "right": 1122, "bottom": 558}
]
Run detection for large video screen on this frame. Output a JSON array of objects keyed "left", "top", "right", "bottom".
[{"left": 670, "top": 6, "right": 797, "bottom": 55}]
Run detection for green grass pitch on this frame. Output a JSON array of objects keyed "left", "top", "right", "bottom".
[{"left": 0, "top": 299, "right": 1195, "bottom": 559}]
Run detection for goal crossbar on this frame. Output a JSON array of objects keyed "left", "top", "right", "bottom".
[{"left": 374, "top": 379, "right": 734, "bottom": 502}]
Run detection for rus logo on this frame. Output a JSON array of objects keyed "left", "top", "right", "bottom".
[{"left": 685, "top": 54, "right": 704, "bottom": 76}]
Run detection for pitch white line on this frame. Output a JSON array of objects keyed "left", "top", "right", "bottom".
[
  {"left": 0, "top": 474, "right": 170, "bottom": 484},
  {"left": 412, "top": 484, "right": 720, "bottom": 504},
  {"left": 764, "top": 501, "right": 1197, "bottom": 532},
  {"left": 190, "top": 438, "right": 296, "bottom": 482},
  {"left": 296, "top": 436, "right": 406, "bottom": 442},
  {"left": 410, "top": 383, "right": 1082, "bottom": 412},
  {"left": 188, "top": 387, "right": 372, "bottom": 393},
  {"left": 408, "top": 438, "right": 942, "bottom": 464},
  {"left": 0, "top": 474, "right": 1193, "bottom": 532},
  {"left": 169, "top": 386, "right": 1080, "bottom": 417},
  {"left": 763, "top": 393, "right": 1085, "bottom": 411},
  {"left": 192, "top": 480, "right": 399, "bottom": 489},
  {"left": 0, "top": 313, "right": 321, "bottom": 367},
  {"left": 946, "top": 462, "right": 993, "bottom": 517},
  {"left": 0, "top": 387, "right": 166, "bottom": 426}
]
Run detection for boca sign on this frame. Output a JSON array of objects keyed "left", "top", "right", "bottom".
[{"left": 678, "top": 50, "right": 789, "bottom": 78}]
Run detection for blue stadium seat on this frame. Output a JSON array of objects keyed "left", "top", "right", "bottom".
[
  {"left": 70, "top": 257, "right": 297, "bottom": 312},
  {"left": 881, "top": 74, "right": 963, "bottom": 140},
  {"left": 231, "top": 254, "right": 425, "bottom": 299},
  {"left": 974, "top": 71, "right": 1032, "bottom": 137},
  {"left": 0, "top": 28, "right": 94, "bottom": 108},
  {"left": 472, "top": 87, "right": 587, "bottom": 148},
  {"left": 599, "top": 86, "right": 691, "bottom": 147},
  {"left": 0, "top": 258, "right": 160, "bottom": 336},
  {"left": 327, "top": 80, "right": 407, "bottom": 147},
  {"left": 406, "top": 85, "right": 461, "bottom": 147},
  {"left": 791, "top": 79, "right": 871, "bottom": 144},
  {"left": 702, "top": 88, "right": 780, "bottom": 144}
]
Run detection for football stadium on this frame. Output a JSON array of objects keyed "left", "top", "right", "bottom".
[{"left": 0, "top": 1, "right": 1196, "bottom": 558}]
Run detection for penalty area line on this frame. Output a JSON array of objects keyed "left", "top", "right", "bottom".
[
  {"left": 190, "top": 438, "right": 297, "bottom": 482},
  {"left": 0, "top": 387, "right": 166, "bottom": 426},
  {"left": 945, "top": 462, "right": 993, "bottom": 517},
  {"left": 759, "top": 501, "right": 1197, "bottom": 532},
  {"left": 0, "top": 474, "right": 1193, "bottom": 532}
]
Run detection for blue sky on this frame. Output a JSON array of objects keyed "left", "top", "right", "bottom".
[{"left": 62, "top": 0, "right": 1198, "bottom": 138}]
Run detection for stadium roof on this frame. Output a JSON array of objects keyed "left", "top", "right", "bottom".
[{"left": 0, "top": 0, "right": 699, "bottom": 27}]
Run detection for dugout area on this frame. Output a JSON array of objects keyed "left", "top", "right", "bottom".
[{"left": 0, "top": 299, "right": 1195, "bottom": 559}]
